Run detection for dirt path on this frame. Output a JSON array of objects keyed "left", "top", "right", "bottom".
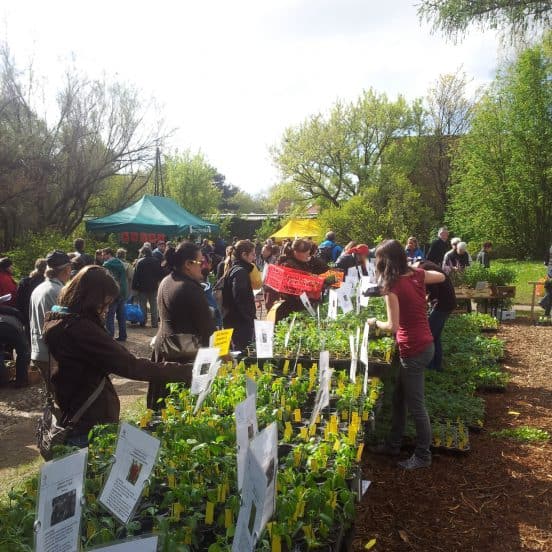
[
  {"left": 0, "top": 326, "right": 156, "bottom": 495},
  {"left": 353, "top": 319, "right": 552, "bottom": 552}
]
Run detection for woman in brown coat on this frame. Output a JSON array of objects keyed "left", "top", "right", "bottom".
[
  {"left": 148, "top": 241, "right": 216, "bottom": 408},
  {"left": 43, "top": 265, "right": 192, "bottom": 447}
]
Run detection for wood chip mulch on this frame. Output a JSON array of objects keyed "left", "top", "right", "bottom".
[{"left": 352, "top": 319, "right": 552, "bottom": 552}]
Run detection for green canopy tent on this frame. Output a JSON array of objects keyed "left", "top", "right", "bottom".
[{"left": 85, "top": 195, "right": 219, "bottom": 236}]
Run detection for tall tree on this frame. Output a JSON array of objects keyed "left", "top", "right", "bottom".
[
  {"left": 164, "top": 151, "right": 222, "bottom": 216},
  {"left": 447, "top": 33, "right": 552, "bottom": 258},
  {"left": 418, "top": 0, "right": 552, "bottom": 42}
]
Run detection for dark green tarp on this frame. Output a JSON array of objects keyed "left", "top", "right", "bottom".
[{"left": 85, "top": 195, "right": 219, "bottom": 236}]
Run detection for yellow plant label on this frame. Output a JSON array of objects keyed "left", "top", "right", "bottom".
[
  {"left": 172, "top": 503, "right": 183, "bottom": 521},
  {"left": 341, "top": 410, "right": 348, "bottom": 421},
  {"left": 297, "top": 363, "right": 303, "bottom": 377},
  {"left": 294, "top": 409, "right": 302, "bottom": 422},
  {"left": 161, "top": 409, "right": 167, "bottom": 421},
  {"left": 86, "top": 522, "right": 95, "bottom": 539},
  {"left": 333, "top": 439, "right": 341, "bottom": 452},
  {"left": 309, "top": 424, "right": 317, "bottom": 437},
  {"left": 283, "top": 360, "right": 290, "bottom": 374},
  {"left": 310, "top": 458, "right": 318, "bottom": 473},
  {"left": 212, "top": 329, "right": 233, "bottom": 356},
  {"left": 167, "top": 474, "right": 176, "bottom": 489},
  {"left": 284, "top": 422, "right": 293, "bottom": 441},
  {"left": 205, "top": 501, "right": 215, "bottom": 525},
  {"left": 362, "top": 411, "right": 369, "bottom": 421},
  {"left": 272, "top": 534, "right": 282, "bottom": 552},
  {"left": 300, "top": 427, "right": 308, "bottom": 441},
  {"left": 365, "top": 538, "right": 377, "bottom": 549},
  {"left": 294, "top": 448, "right": 302, "bottom": 467},
  {"left": 224, "top": 508, "right": 233, "bottom": 529},
  {"left": 356, "top": 443, "right": 365, "bottom": 462}
]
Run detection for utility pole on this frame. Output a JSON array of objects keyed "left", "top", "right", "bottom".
[{"left": 153, "top": 147, "right": 165, "bottom": 196}]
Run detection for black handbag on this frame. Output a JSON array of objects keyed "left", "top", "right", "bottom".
[
  {"left": 159, "top": 334, "right": 200, "bottom": 362},
  {"left": 36, "top": 378, "right": 106, "bottom": 460}
]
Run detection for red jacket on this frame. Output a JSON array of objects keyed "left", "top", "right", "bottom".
[{"left": 0, "top": 271, "right": 17, "bottom": 307}]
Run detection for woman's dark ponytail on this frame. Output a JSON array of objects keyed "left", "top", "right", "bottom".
[{"left": 165, "top": 241, "right": 200, "bottom": 273}]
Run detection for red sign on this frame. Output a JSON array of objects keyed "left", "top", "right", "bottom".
[
  {"left": 130, "top": 232, "right": 139, "bottom": 243},
  {"left": 120, "top": 232, "right": 129, "bottom": 244}
]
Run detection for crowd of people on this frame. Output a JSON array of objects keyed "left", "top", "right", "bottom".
[{"left": 0, "top": 228, "right": 551, "bottom": 469}]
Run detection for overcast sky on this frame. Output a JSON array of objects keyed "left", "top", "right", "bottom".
[{"left": 2, "top": 0, "right": 502, "bottom": 194}]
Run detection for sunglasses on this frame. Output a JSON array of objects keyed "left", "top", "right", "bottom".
[{"left": 189, "top": 260, "right": 203, "bottom": 265}]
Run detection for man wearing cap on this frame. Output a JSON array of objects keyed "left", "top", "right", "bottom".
[{"left": 29, "top": 250, "right": 72, "bottom": 382}]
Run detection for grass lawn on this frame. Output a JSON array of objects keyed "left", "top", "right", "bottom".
[{"left": 493, "top": 259, "right": 547, "bottom": 305}]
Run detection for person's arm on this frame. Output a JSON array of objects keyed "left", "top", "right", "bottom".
[
  {"left": 69, "top": 319, "right": 192, "bottom": 384},
  {"left": 368, "top": 292, "right": 399, "bottom": 333},
  {"left": 424, "top": 270, "right": 446, "bottom": 285}
]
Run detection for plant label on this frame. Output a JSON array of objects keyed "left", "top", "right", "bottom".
[
  {"left": 284, "top": 313, "right": 297, "bottom": 349},
  {"left": 191, "top": 348, "right": 220, "bottom": 395},
  {"left": 366, "top": 259, "right": 376, "bottom": 283},
  {"left": 210, "top": 328, "right": 234, "bottom": 355},
  {"left": 299, "top": 292, "right": 316, "bottom": 317},
  {"left": 246, "top": 377, "right": 257, "bottom": 398},
  {"left": 254, "top": 320, "right": 274, "bottom": 359},
  {"left": 347, "top": 266, "right": 361, "bottom": 285},
  {"left": 328, "top": 289, "right": 338, "bottom": 320},
  {"left": 90, "top": 535, "right": 158, "bottom": 551},
  {"left": 99, "top": 423, "right": 160, "bottom": 525},
  {"left": 236, "top": 393, "right": 259, "bottom": 490},
  {"left": 349, "top": 335, "right": 357, "bottom": 383},
  {"left": 310, "top": 360, "right": 332, "bottom": 426},
  {"left": 193, "top": 360, "right": 222, "bottom": 415},
  {"left": 360, "top": 321, "right": 369, "bottom": 367},
  {"left": 35, "top": 448, "right": 87, "bottom": 552}
]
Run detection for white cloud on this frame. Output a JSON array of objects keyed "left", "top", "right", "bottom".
[{"left": 2, "top": 0, "right": 501, "bottom": 194}]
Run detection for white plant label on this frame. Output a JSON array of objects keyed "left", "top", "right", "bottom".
[
  {"left": 191, "top": 347, "right": 220, "bottom": 396},
  {"left": 338, "top": 282, "right": 354, "bottom": 314},
  {"left": 246, "top": 376, "right": 257, "bottom": 398},
  {"left": 299, "top": 292, "right": 316, "bottom": 317},
  {"left": 254, "top": 320, "right": 274, "bottom": 359},
  {"left": 99, "top": 423, "right": 160, "bottom": 525},
  {"left": 193, "top": 360, "right": 221, "bottom": 415},
  {"left": 346, "top": 266, "right": 360, "bottom": 285},
  {"left": 91, "top": 535, "right": 159, "bottom": 551},
  {"left": 35, "top": 448, "right": 87, "bottom": 552},
  {"left": 284, "top": 313, "right": 297, "bottom": 349},
  {"left": 349, "top": 334, "right": 357, "bottom": 383},
  {"left": 235, "top": 393, "right": 259, "bottom": 490},
  {"left": 328, "top": 289, "right": 338, "bottom": 320},
  {"left": 360, "top": 321, "right": 369, "bottom": 367}
]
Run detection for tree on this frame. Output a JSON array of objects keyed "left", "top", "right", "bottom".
[
  {"left": 213, "top": 172, "right": 240, "bottom": 211},
  {"left": 447, "top": 33, "right": 552, "bottom": 258},
  {"left": 418, "top": 0, "right": 552, "bottom": 42},
  {"left": 164, "top": 151, "right": 222, "bottom": 216},
  {"left": 272, "top": 89, "right": 416, "bottom": 206}
]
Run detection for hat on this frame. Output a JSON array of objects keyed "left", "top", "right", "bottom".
[
  {"left": 0, "top": 258, "right": 12, "bottom": 271},
  {"left": 46, "top": 250, "right": 71, "bottom": 269},
  {"left": 351, "top": 244, "right": 370, "bottom": 256}
]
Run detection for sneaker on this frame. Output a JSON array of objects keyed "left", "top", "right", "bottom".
[
  {"left": 398, "top": 454, "right": 431, "bottom": 470},
  {"left": 368, "top": 443, "right": 401, "bottom": 457}
]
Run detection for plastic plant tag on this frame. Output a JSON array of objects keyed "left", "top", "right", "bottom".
[
  {"left": 99, "top": 423, "right": 161, "bottom": 526},
  {"left": 210, "top": 328, "right": 234, "bottom": 356},
  {"left": 193, "top": 360, "right": 222, "bottom": 415},
  {"left": 360, "top": 322, "right": 369, "bottom": 366},
  {"left": 337, "top": 282, "right": 354, "bottom": 314},
  {"left": 284, "top": 313, "right": 297, "bottom": 349},
  {"left": 35, "top": 448, "right": 88, "bottom": 552},
  {"left": 349, "top": 335, "right": 357, "bottom": 383},
  {"left": 254, "top": 320, "right": 274, "bottom": 359},
  {"left": 205, "top": 502, "right": 215, "bottom": 525},
  {"left": 299, "top": 292, "right": 316, "bottom": 317},
  {"left": 328, "top": 289, "right": 338, "bottom": 320},
  {"left": 294, "top": 408, "right": 302, "bottom": 422}
]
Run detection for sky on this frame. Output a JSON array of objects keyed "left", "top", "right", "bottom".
[{"left": 1, "top": 0, "right": 502, "bottom": 194}]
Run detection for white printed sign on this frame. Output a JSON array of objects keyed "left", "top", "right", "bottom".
[
  {"left": 349, "top": 334, "right": 358, "bottom": 383},
  {"left": 35, "top": 448, "right": 87, "bottom": 552},
  {"left": 310, "top": 353, "right": 332, "bottom": 426},
  {"left": 338, "top": 282, "right": 354, "bottom": 314},
  {"left": 284, "top": 313, "right": 297, "bottom": 349},
  {"left": 360, "top": 321, "right": 369, "bottom": 367},
  {"left": 193, "top": 360, "right": 221, "bottom": 415},
  {"left": 299, "top": 292, "right": 316, "bottom": 317},
  {"left": 346, "top": 266, "right": 361, "bottom": 285},
  {"left": 191, "top": 348, "right": 220, "bottom": 396},
  {"left": 236, "top": 393, "right": 259, "bottom": 490},
  {"left": 99, "top": 423, "right": 160, "bottom": 525},
  {"left": 246, "top": 376, "right": 257, "bottom": 398},
  {"left": 254, "top": 320, "right": 274, "bottom": 359}
]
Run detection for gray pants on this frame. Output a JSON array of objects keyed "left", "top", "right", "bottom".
[
  {"left": 138, "top": 291, "right": 158, "bottom": 328},
  {"left": 389, "top": 344, "right": 434, "bottom": 461}
]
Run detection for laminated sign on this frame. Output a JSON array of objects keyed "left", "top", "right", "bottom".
[
  {"left": 210, "top": 329, "right": 233, "bottom": 356},
  {"left": 235, "top": 391, "right": 259, "bottom": 490},
  {"left": 191, "top": 348, "right": 221, "bottom": 396},
  {"left": 35, "top": 448, "right": 88, "bottom": 552},
  {"left": 99, "top": 423, "right": 161, "bottom": 525},
  {"left": 254, "top": 320, "right": 274, "bottom": 359}
]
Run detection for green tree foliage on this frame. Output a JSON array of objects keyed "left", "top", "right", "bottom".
[
  {"left": 447, "top": 33, "right": 552, "bottom": 258},
  {"left": 418, "top": 0, "right": 552, "bottom": 42},
  {"left": 164, "top": 150, "right": 222, "bottom": 216},
  {"left": 272, "top": 89, "right": 416, "bottom": 206}
]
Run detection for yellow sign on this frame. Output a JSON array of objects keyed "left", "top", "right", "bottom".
[{"left": 211, "top": 329, "right": 233, "bottom": 356}]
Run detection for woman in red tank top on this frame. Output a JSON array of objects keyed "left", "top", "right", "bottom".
[{"left": 367, "top": 240, "right": 445, "bottom": 470}]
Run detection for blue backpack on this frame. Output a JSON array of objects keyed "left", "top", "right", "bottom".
[{"left": 125, "top": 302, "right": 145, "bottom": 324}]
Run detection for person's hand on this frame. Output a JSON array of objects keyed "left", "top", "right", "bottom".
[{"left": 367, "top": 318, "right": 377, "bottom": 327}]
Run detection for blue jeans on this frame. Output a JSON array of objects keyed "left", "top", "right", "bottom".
[
  {"left": 66, "top": 434, "right": 89, "bottom": 448},
  {"left": 0, "top": 322, "right": 30, "bottom": 383},
  {"left": 106, "top": 297, "right": 127, "bottom": 340},
  {"left": 389, "top": 344, "right": 434, "bottom": 462},
  {"left": 428, "top": 309, "right": 449, "bottom": 372}
]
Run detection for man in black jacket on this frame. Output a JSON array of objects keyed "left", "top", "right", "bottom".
[
  {"left": 427, "top": 227, "right": 450, "bottom": 266},
  {"left": 131, "top": 247, "right": 164, "bottom": 328}
]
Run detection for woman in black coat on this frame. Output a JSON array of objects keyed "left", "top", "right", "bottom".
[
  {"left": 148, "top": 242, "right": 216, "bottom": 408},
  {"left": 222, "top": 240, "right": 257, "bottom": 351}
]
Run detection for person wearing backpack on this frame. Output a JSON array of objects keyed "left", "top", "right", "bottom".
[
  {"left": 221, "top": 240, "right": 257, "bottom": 350},
  {"left": 317, "top": 231, "right": 343, "bottom": 263}
]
